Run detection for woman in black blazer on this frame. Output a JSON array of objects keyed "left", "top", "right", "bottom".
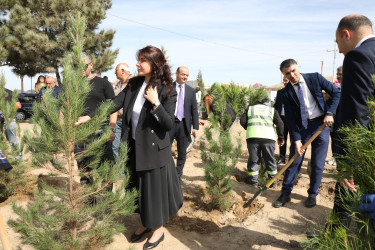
[{"left": 76, "top": 46, "right": 183, "bottom": 249}]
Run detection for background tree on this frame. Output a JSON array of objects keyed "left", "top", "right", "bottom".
[
  {"left": 8, "top": 13, "right": 137, "bottom": 249},
  {"left": 0, "top": 0, "right": 118, "bottom": 87},
  {"left": 197, "top": 69, "right": 205, "bottom": 100}
]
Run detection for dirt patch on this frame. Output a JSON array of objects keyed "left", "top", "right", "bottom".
[{"left": 167, "top": 183, "right": 263, "bottom": 233}]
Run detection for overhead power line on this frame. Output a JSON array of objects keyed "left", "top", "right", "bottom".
[{"left": 107, "top": 13, "right": 285, "bottom": 59}]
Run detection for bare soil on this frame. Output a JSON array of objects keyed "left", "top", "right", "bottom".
[{"left": 0, "top": 120, "right": 337, "bottom": 250}]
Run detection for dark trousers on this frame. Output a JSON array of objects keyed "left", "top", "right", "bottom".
[
  {"left": 279, "top": 116, "right": 289, "bottom": 159},
  {"left": 247, "top": 139, "right": 277, "bottom": 178},
  {"left": 281, "top": 117, "right": 330, "bottom": 197},
  {"left": 169, "top": 119, "right": 189, "bottom": 179}
]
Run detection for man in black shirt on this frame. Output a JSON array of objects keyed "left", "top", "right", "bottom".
[{"left": 75, "top": 53, "right": 117, "bottom": 175}]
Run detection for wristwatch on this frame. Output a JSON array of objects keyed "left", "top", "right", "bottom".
[{"left": 153, "top": 100, "right": 160, "bottom": 107}]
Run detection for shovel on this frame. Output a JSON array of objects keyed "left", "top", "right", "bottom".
[
  {"left": 246, "top": 124, "right": 326, "bottom": 207},
  {"left": 0, "top": 213, "right": 12, "bottom": 250}
]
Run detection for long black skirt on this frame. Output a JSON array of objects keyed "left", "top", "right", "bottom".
[{"left": 128, "top": 139, "right": 183, "bottom": 228}]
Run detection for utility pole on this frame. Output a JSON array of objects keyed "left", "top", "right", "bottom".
[
  {"left": 327, "top": 41, "right": 337, "bottom": 81},
  {"left": 321, "top": 60, "right": 324, "bottom": 75}
]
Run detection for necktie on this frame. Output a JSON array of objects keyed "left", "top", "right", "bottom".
[
  {"left": 177, "top": 84, "right": 184, "bottom": 121},
  {"left": 297, "top": 83, "right": 308, "bottom": 129}
]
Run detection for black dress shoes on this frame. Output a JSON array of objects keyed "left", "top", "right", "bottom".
[
  {"left": 131, "top": 228, "right": 151, "bottom": 243},
  {"left": 143, "top": 233, "right": 164, "bottom": 249},
  {"left": 272, "top": 194, "right": 291, "bottom": 208},
  {"left": 304, "top": 196, "right": 316, "bottom": 208}
]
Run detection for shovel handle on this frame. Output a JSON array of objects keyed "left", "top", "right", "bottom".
[{"left": 265, "top": 124, "right": 326, "bottom": 188}]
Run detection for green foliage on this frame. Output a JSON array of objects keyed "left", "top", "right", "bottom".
[
  {"left": 200, "top": 91, "right": 242, "bottom": 211},
  {"left": 0, "top": 73, "right": 27, "bottom": 201},
  {"left": 9, "top": 13, "right": 137, "bottom": 249},
  {"left": 197, "top": 69, "right": 205, "bottom": 99},
  {"left": 208, "top": 82, "right": 269, "bottom": 116},
  {"left": 0, "top": 0, "right": 118, "bottom": 86}
]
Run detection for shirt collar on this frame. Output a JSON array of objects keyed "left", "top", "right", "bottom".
[{"left": 355, "top": 34, "right": 375, "bottom": 48}]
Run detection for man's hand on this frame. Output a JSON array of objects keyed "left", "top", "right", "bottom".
[
  {"left": 323, "top": 115, "right": 334, "bottom": 127},
  {"left": 74, "top": 115, "right": 91, "bottom": 126},
  {"left": 192, "top": 129, "right": 198, "bottom": 137},
  {"left": 278, "top": 139, "right": 285, "bottom": 147},
  {"left": 340, "top": 177, "right": 357, "bottom": 192},
  {"left": 295, "top": 140, "right": 305, "bottom": 156}
]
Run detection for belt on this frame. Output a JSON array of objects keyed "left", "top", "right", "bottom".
[
  {"left": 308, "top": 115, "right": 324, "bottom": 122},
  {"left": 175, "top": 118, "right": 185, "bottom": 122}
]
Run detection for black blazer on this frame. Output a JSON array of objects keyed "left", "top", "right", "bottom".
[
  {"left": 174, "top": 82, "right": 199, "bottom": 134},
  {"left": 282, "top": 73, "right": 340, "bottom": 142},
  {"left": 113, "top": 76, "right": 177, "bottom": 171},
  {"left": 334, "top": 37, "right": 375, "bottom": 156},
  {"left": 274, "top": 88, "right": 286, "bottom": 116}
]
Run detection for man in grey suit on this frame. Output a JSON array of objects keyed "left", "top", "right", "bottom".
[{"left": 169, "top": 66, "right": 199, "bottom": 184}]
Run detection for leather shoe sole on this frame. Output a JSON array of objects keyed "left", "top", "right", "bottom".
[
  {"left": 273, "top": 194, "right": 291, "bottom": 208},
  {"left": 304, "top": 196, "right": 316, "bottom": 208},
  {"left": 143, "top": 233, "right": 164, "bottom": 249},
  {"left": 131, "top": 228, "right": 151, "bottom": 243}
]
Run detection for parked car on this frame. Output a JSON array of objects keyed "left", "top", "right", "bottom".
[{"left": 16, "top": 93, "right": 38, "bottom": 121}]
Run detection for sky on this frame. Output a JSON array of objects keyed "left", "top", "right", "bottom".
[{"left": 2, "top": 0, "right": 375, "bottom": 91}]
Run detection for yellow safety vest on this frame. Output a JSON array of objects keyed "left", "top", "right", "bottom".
[{"left": 246, "top": 104, "right": 276, "bottom": 141}]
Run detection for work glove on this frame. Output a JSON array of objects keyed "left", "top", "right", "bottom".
[{"left": 358, "top": 194, "right": 375, "bottom": 226}]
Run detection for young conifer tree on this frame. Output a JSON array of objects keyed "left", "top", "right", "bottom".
[
  {"left": 200, "top": 85, "right": 242, "bottom": 211},
  {"left": 303, "top": 77, "right": 375, "bottom": 249},
  {"left": 8, "top": 12, "right": 137, "bottom": 249},
  {"left": 0, "top": 73, "right": 26, "bottom": 201}
]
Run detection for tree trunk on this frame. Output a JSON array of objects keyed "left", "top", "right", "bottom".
[
  {"left": 55, "top": 70, "right": 62, "bottom": 87},
  {"left": 20, "top": 75, "right": 24, "bottom": 93}
]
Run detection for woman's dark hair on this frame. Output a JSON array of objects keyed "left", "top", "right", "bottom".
[
  {"left": 36, "top": 75, "right": 45, "bottom": 83},
  {"left": 135, "top": 45, "right": 173, "bottom": 95}
]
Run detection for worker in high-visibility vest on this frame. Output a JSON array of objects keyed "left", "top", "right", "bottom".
[{"left": 240, "top": 97, "right": 284, "bottom": 187}]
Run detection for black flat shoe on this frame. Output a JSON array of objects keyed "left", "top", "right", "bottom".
[
  {"left": 304, "top": 196, "right": 316, "bottom": 208},
  {"left": 131, "top": 228, "right": 151, "bottom": 243},
  {"left": 272, "top": 194, "right": 291, "bottom": 208},
  {"left": 143, "top": 233, "right": 164, "bottom": 249}
]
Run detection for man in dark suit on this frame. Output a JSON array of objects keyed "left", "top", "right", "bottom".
[
  {"left": 169, "top": 66, "right": 199, "bottom": 184},
  {"left": 274, "top": 77, "right": 289, "bottom": 164},
  {"left": 273, "top": 59, "right": 340, "bottom": 209},
  {"left": 332, "top": 14, "right": 375, "bottom": 225}
]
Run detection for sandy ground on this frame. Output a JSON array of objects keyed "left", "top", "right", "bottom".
[{"left": 0, "top": 120, "right": 337, "bottom": 250}]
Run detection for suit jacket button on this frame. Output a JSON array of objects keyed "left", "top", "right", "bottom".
[
  {"left": 151, "top": 130, "right": 154, "bottom": 133},
  {"left": 152, "top": 143, "right": 155, "bottom": 146}
]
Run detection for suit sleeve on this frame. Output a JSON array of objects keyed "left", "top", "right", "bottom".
[
  {"left": 150, "top": 88, "right": 177, "bottom": 131},
  {"left": 111, "top": 88, "right": 126, "bottom": 114},
  {"left": 317, "top": 74, "right": 340, "bottom": 115}
]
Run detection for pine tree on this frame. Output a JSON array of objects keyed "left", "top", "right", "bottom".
[
  {"left": 197, "top": 69, "right": 205, "bottom": 99},
  {"left": 200, "top": 86, "right": 242, "bottom": 211},
  {"left": 0, "top": 73, "right": 26, "bottom": 201},
  {"left": 8, "top": 13, "right": 137, "bottom": 249},
  {"left": 0, "top": 0, "right": 118, "bottom": 87}
]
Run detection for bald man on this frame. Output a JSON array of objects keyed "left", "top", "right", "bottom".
[
  {"left": 112, "top": 63, "right": 132, "bottom": 158},
  {"left": 332, "top": 14, "right": 375, "bottom": 226},
  {"left": 37, "top": 76, "right": 62, "bottom": 102},
  {"left": 169, "top": 66, "right": 199, "bottom": 185}
]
